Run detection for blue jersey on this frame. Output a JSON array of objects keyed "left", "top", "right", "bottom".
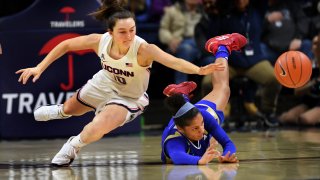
[{"left": 161, "top": 99, "right": 236, "bottom": 165}]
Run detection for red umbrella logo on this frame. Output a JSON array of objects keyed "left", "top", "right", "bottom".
[
  {"left": 60, "top": 6, "right": 75, "bottom": 21},
  {"left": 39, "top": 33, "right": 93, "bottom": 91}
]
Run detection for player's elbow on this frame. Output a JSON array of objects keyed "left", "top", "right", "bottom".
[{"left": 57, "top": 40, "right": 72, "bottom": 53}]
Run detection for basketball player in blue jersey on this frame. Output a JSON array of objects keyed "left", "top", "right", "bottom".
[
  {"left": 15, "top": 0, "right": 225, "bottom": 167},
  {"left": 161, "top": 33, "right": 247, "bottom": 165}
]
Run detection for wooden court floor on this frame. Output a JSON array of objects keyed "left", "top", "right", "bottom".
[{"left": 0, "top": 128, "right": 320, "bottom": 180}]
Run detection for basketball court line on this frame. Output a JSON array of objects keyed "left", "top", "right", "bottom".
[
  {"left": 0, "top": 161, "right": 163, "bottom": 169},
  {"left": 1, "top": 155, "right": 319, "bottom": 169},
  {"left": 239, "top": 156, "right": 320, "bottom": 163}
]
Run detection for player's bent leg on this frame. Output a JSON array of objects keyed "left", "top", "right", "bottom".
[
  {"left": 51, "top": 105, "right": 128, "bottom": 166},
  {"left": 34, "top": 94, "right": 92, "bottom": 121},
  {"left": 81, "top": 104, "right": 128, "bottom": 143},
  {"left": 201, "top": 33, "right": 247, "bottom": 110},
  {"left": 62, "top": 94, "right": 93, "bottom": 116},
  {"left": 202, "top": 58, "right": 230, "bottom": 111}
]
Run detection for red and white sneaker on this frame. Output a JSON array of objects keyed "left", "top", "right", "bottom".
[
  {"left": 205, "top": 33, "right": 247, "bottom": 54},
  {"left": 163, "top": 81, "right": 197, "bottom": 97}
]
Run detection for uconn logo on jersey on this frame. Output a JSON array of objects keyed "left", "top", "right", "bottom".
[{"left": 100, "top": 54, "right": 134, "bottom": 85}]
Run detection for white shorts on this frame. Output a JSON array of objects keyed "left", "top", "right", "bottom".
[{"left": 76, "top": 73, "right": 149, "bottom": 125}]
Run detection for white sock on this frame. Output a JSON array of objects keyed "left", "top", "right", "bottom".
[
  {"left": 70, "top": 134, "right": 87, "bottom": 148},
  {"left": 58, "top": 104, "right": 71, "bottom": 117}
]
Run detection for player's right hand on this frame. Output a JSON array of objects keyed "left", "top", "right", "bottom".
[
  {"left": 16, "top": 67, "right": 42, "bottom": 84},
  {"left": 198, "top": 62, "right": 225, "bottom": 75},
  {"left": 198, "top": 142, "right": 221, "bottom": 165}
]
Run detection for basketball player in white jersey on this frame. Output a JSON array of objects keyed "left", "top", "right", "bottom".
[{"left": 15, "top": 0, "right": 224, "bottom": 166}]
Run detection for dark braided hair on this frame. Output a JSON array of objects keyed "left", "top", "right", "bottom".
[
  {"left": 90, "top": 0, "right": 135, "bottom": 31},
  {"left": 164, "top": 94, "right": 199, "bottom": 127}
]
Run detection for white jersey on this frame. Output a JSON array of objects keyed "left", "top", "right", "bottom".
[{"left": 96, "top": 32, "right": 151, "bottom": 99}]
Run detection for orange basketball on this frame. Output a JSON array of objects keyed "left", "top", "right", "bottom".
[{"left": 274, "top": 51, "right": 312, "bottom": 88}]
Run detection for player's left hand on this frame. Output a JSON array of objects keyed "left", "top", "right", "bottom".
[
  {"left": 218, "top": 151, "right": 239, "bottom": 163},
  {"left": 16, "top": 66, "right": 42, "bottom": 84},
  {"left": 198, "top": 62, "right": 225, "bottom": 75}
]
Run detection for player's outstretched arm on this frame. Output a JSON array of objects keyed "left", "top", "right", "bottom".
[
  {"left": 16, "top": 34, "right": 101, "bottom": 84},
  {"left": 139, "top": 43, "right": 225, "bottom": 75}
]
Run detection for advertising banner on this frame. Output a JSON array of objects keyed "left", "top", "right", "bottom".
[{"left": 0, "top": 0, "right": 141, "bottom": 139}]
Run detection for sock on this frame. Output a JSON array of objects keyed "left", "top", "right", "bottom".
[
  {"left": 215, "top": 45, "right": 230, "bottom": 60},
  {"left": 70, "top": 134, "right": 87, "bottom": 148},
  {"left": 58, "top": 104, "right": 71, "bottom": 117}
]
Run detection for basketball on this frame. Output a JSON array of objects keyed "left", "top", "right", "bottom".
[{"left": 274, "top": 51, "right": 312, "bottom": 88}]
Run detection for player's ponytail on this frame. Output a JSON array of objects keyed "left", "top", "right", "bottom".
[
  {"left": 164, "top": 94, "right": 199, "bottom": 127},
  {"left": 90, "top": 0, "right": 135, "bottom": 30}
]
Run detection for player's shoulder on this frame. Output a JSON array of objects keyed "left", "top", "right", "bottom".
[
  {"left": 89, "top": 33, "right": 104, "bottom": 39},
  {"left": 85, "top": 33, "right": 104, "bottom": 43},
  {"left": 166, "top": 126, "right": 183, "bottom": 137},
  {"left": 137, "top": 41, "right": 155, "bottom": 55},
  {"left": 139, "top": 42, "right": 159, "bottom": 52},
  {"left": 165, "top": 132, "right": 185, "bottom": 143}
]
